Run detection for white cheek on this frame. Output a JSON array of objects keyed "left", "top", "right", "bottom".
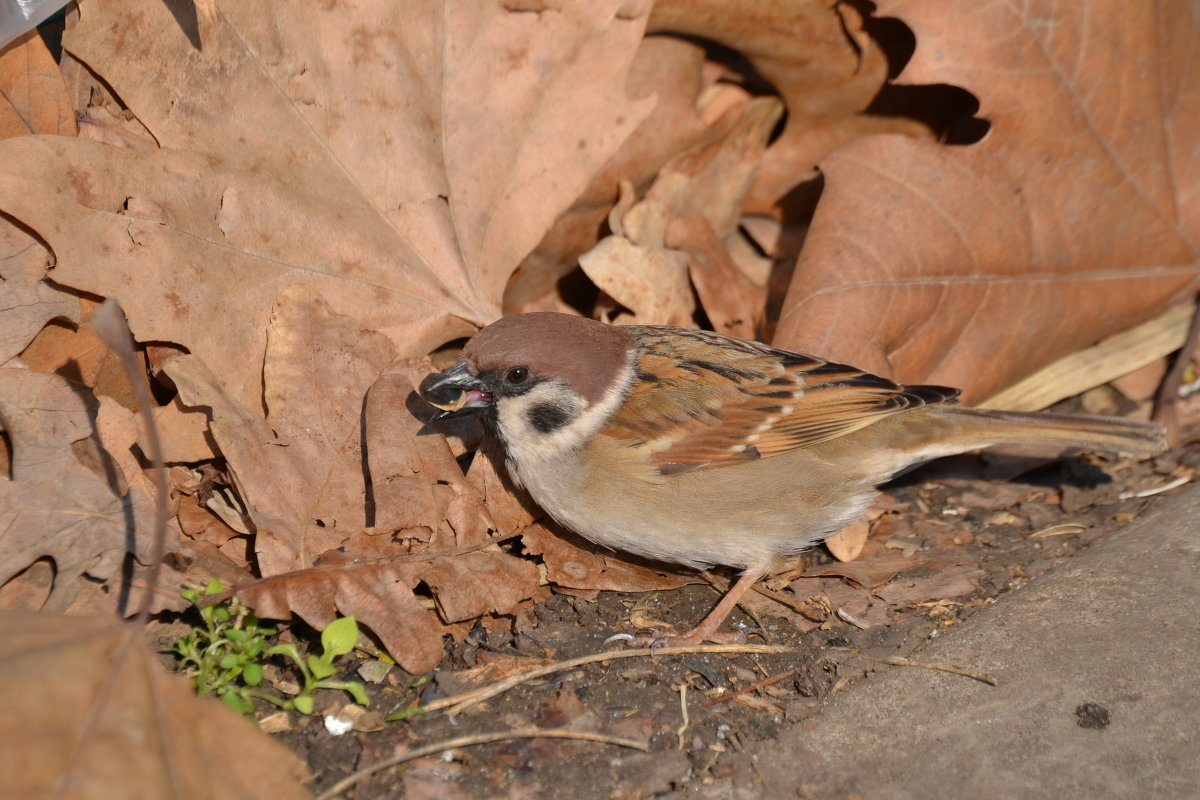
[
  {"left": 495, "top": 383, "right": 583, "bottom": 466},
  {"left": 494, "top": 363, "right": 632, "bottom": 472}
]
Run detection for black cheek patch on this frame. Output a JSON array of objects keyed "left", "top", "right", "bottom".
[{"left": 527, "top": 403, "right": 572, "bottom": 434}]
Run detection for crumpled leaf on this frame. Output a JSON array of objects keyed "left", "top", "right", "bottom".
[
  {"left": 581, "top": 96, "right": 781, "bottom": 330},
  {"left": 0, "top": 0, "right": 657, "bottom": 407},
  {"left": 0, "top": 369, "right": 154, "bottom": 610},
  {"left": 649, "top": 0, "right": 932, "bottom": 211},
  {"left": 0, "top": 611, "right": 311, "bottom": 799},
  {"left": 776, "top": 0, "right": 1200, "bottom": 402}
]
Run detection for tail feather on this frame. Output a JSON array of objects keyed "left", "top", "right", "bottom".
[{"left": 945, "top": 407, "right": 1166, "bottom": 457}]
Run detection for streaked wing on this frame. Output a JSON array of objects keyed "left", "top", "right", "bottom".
[{"left": 600, "top": 327, "right": 959, "bottom": 474}]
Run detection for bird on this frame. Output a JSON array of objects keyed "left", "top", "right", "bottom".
[{"left": 419, "top": 312, "right": 1166, "bottom": 646}]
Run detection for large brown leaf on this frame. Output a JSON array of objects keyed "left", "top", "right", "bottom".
[
  {"left": 0, "top": 611, "right": 311, "bottom": 798},
  {"left": 0, "top": 0, "right": 655, "bottom": 407},
  {"left": 775, "top": 0, "right": 1200, "bottom": 401}
]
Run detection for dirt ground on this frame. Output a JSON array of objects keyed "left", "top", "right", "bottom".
[{"left": 243, "top": 443, "right": 1196, "bottom": 799}]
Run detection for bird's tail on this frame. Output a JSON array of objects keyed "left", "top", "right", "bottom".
[{"left": 938, "top": 407, "right": 1166, "bottom": 457}]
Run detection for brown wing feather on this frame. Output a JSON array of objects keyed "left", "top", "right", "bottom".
[{"left": 600, "top": 327, "right": 959, "bottom": 474}]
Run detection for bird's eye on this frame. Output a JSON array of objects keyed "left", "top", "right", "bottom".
[{"left": 505, "top": 367, "right": 529, "bottom": 384}]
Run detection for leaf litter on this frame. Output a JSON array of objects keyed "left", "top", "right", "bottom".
[{"left": 0, "top": 0, "right": 1196, "bottom": 795}]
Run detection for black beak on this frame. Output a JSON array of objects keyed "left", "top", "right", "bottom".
[{"left": 418, "top": 362, "right": 493, "bottom": 421}]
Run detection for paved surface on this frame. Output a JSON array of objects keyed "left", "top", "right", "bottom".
[{"left": 747, "top": 484, "right": 1200, "bottom": 799}]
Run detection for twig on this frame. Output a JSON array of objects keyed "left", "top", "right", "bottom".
[
  {"left": 1028, "top": 523, "right": 1086, "bottom": 539},
  {"left": 413, "top": 644, "right": 792, "bottom": 717},
  {"left": 91, "top": 299, "right": 168, "bottom": 625},
  {"left": 836, "top": 608, "right": 870, "bottom": 630},
  {"left": 701, "top": 669, "right": 796, "bottom": 708},
  {"left": 314, "top": 728, "right": 647, "bottom": 800},
  {"left": 1119, "top": 474, "right": 1191, "bottom": 500},
  {"left": 675, "top": 683, "right": 690, "bottom": 750},
  {"left": 1154, "top": 295, "right": 1200, "bottom": 447},
  {"left": 870, "top": 656, "right": 999, "bottom": 686}
]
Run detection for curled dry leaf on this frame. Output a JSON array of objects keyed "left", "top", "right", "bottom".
[
  {"left": 581, "top": 96, "right": 781, "bottom": 329},
  {"left": 649, "top": 0, "right": 932, "bottom": 211},
  {"left": 0, "top": 611, "right": 310, "bottom": 799},
  {"left": 776, "top": 0, "right": 1200, "bottom": 402}
]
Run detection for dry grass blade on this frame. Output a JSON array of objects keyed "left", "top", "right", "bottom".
[
  {"left": 871, "top": 655, "right": 999, "bottom": 687},
  {"left": 315, "top": 728, "right": 648, "bottom": 800}
]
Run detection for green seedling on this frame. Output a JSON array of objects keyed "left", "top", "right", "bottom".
[{"left": 174, "top": 578, "right": 369, "bottom": 716}]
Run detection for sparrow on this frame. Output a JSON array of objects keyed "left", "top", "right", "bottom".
[{"left": 419, "top": 313, "right": 1166, "bottom": 645}]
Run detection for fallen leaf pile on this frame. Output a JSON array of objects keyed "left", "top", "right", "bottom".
[{"left": 0, "top": 0, "right": 1197, "bottom": 793}]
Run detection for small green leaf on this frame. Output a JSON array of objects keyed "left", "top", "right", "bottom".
[
  {"left": 226, "top": 628, "right": 248, "bottom": 644},
  {"left": 266, "top": 642, "right": 303, "bottom": 667},
  {"left": 320, "top": 616, "right": 359, "bottom": 658},
  {"left": 343, "top": 681, "right": 370, "bottom": 707},
  {"left": 243, "top": 662, "right": 264, "bottom": 686},
  {"left": 213, "top": 607, "right": 231, "bottom": 623},
  {"left": 204, "top": 577, "right": 225, "bottom": 595},
  {"left": 218, "top": 654, "right": 240, "bottom": 670},
  {"left": 292, "top": 695, "right": 314, "bottom": 715},
  {"left": 308, "top": 654, "right": 337, "bottom": 680},
  {"left": 245, "top": 640, "right": 264, "bottom": 658},
  {"left": 386, "top": 705, "right": 426, "bottom": 722},
  {"left": 181, "top": 588, "right": 200, "bottom": 603},
  {"left": 219, "top": 690, "right": 252, "bottom": 715}
]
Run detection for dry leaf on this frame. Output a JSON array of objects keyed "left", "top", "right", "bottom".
[
  {"left": 0, "top": 611, "right": 311, "bottom": 799},
  {"left": 825, "top": 518, "right": 869, "bottom": 563},
  {"left": 0, "top": 369, "right": 155, "bottom": 610},
  {"left": 230, "top": 545, "right": 538, "bottom": 674},
  {"left": 164, "top": 285, "right": 397, "bottom": 575},
  {"left": 871, "top": 567, "right": 980, "bottom": 607},
  {"left": 0, "top": 31, "right": 79, "bottom": 365},
  {"left": 160, "top": 286, "right": 540, "bottom": 670},
  {"left": 0, "top": 0, "right": 660, "bottom": 409},
  {"left": 649, "top": 0, "right": 931, "bottom": 211},
  {"left": 776, "top": 0, "right": 1200, "bottom": 401},
  {"left": 582, "top": 96, "right": 781, "bottom": 328},
  {"left": 507, "top": 35, "right": 713, "bottom": 313},
  {"left": 0, "top": 29, "right": 77, "bottom": 139},
  {"left": 522, "top": 523, "right": 691, "bottom": 593}
]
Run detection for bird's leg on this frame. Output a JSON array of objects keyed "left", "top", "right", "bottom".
[{"left": 623, "top": 570, "right": 764, "bottom": 647}]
